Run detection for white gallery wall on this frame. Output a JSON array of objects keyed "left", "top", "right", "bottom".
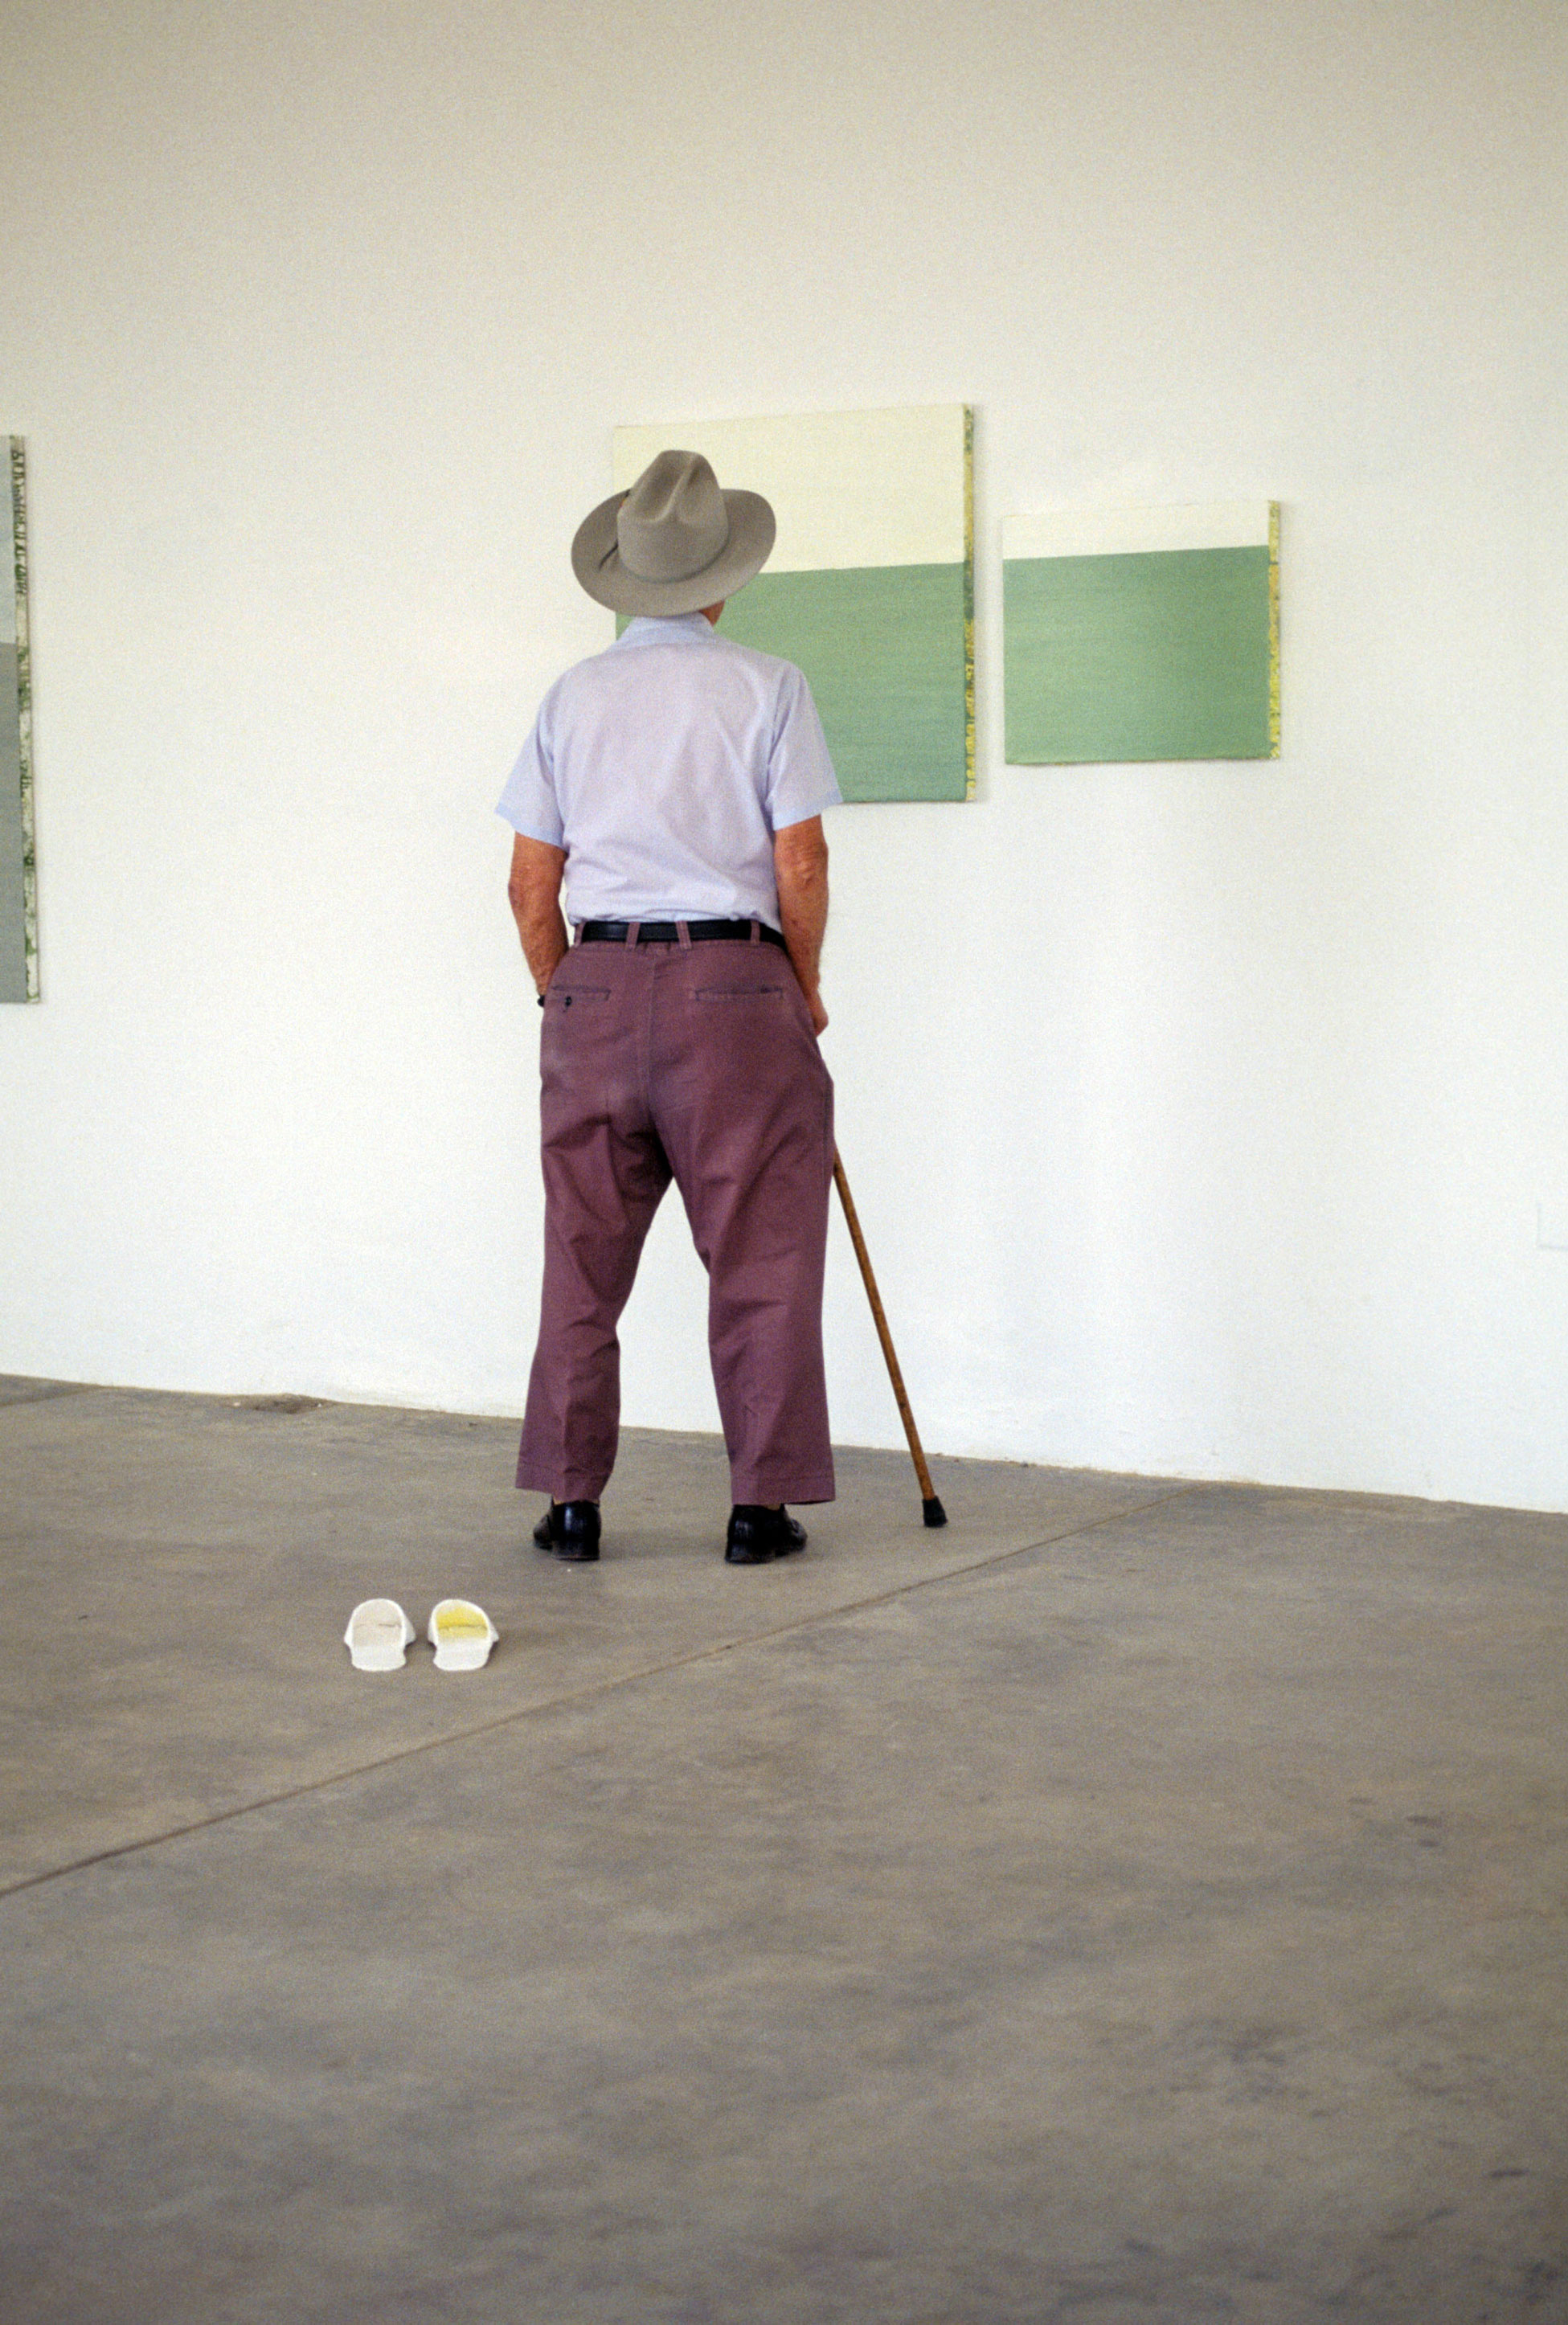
[{"left": 2, "top": 0, "right": 1564, "bottom": 1510}]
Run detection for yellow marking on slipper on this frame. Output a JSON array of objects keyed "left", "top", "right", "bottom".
[{"left": 428, "top": 1598, "right": 498, "bottom": 1671}]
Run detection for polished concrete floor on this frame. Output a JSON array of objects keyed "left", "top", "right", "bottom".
[{"left": 2, "top": 1377, "right": 1566, "bottom": 2323}]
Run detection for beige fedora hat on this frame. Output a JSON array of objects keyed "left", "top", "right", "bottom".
[{"left": 571, "top": 448, "right": 776, "bottom": 616}]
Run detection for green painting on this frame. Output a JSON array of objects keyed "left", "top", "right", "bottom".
[
  {"left": 615, "top": 407, "right": 973, "bottom": 803},
  {"left": 2, "top": 437, "right": 36, "bottom": 1002},
  {"left": 1004, "top": 502, "right": 1280, "bottom": 764}
]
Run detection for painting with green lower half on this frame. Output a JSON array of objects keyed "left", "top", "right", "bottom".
[
  {"left": 1003, "top": 502, "right": 1279, "bottom": 764},
  {"left": 2, "top": 437, "right": 36, "bottom": 1002},
  {"left": 614, "top": 407, "right": 973, "bottom": 803}
]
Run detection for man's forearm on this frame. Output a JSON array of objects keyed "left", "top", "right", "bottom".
[
  {"left": 777, "top": 868, "right": 827, "bottom": 997},
  {"left": 507, "top": 835, "right": 570, "bottom": 995},
  {"left": 512, "top": 893, "right": 569, "bottom": 994},
  {"left": 774, "top": 833, "right": 829, "bottom": 1035}
]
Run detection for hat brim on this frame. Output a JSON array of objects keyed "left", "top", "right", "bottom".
[{"left": 571, "top": 488, "right": 776, "bottom": 616}]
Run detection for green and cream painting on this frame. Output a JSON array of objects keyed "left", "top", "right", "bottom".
[
  {"left": 1003, "top": 501, "right": 1279, "bottom": 764},
  {"left": 613, "top": 406, "right": 974, "bottom": 804},
  {"left": 2, "top": 436, "right": 35, "bottom": 1002}
]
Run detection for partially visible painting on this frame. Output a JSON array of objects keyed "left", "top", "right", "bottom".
[
  {"left": 613, "top": 406, "right": 973, "bottom": 803},
  {"left": 2, "top": 437, "right": 35, "bottom": 1001},
  {"left": 1003, "top": 501, "right": 1279, "bottom": 764}
]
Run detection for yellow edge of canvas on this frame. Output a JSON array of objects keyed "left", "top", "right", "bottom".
[{"left": 1267, "top": 501, "right": 1281, "bottom": 758}]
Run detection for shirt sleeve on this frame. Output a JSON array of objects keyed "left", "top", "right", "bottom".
[
  {"left": 764, "top": 664, "right": 843, "bottom": 831},
  {"left": 494, "top": 690, "right": 566, "bottom": 847}
]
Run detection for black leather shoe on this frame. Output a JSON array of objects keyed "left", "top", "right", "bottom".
[
  {"left": 532, "top": 1500, "right": 601, "bottom": 1562},
  {"left": 724, "top": 1504, "right": 807, "bottom": 1564}
]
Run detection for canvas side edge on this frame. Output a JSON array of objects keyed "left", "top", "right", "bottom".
[
  {"left": 1267, "top": 500, "right": 1281, "bottom": 759},
  {"left": 10, "top": 437, "right": 36, "bottom": 1001}
]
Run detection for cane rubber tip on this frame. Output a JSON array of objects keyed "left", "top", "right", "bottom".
[{"left": 923, "top": 1496, "right": 948, "bottom": 1529}]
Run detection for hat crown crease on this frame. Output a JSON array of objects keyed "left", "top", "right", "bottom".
[{"left": 616, "top": 450, "right": 731, "bottom": 583}]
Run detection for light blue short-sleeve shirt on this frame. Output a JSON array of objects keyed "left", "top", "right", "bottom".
[{"left": 496, "top": 613, "right": 841, "bottom": 930}]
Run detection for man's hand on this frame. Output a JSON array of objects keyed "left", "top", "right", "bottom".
[
  {"left": 774, "top": 816, "right": 829, "bottom": 1034},
  {"left": 508, "top": 834, "right": 569, "bottom": 996}
]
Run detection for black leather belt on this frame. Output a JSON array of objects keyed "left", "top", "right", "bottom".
[{"left": 577, "top": 919, "right": 787, "bottom": 952}]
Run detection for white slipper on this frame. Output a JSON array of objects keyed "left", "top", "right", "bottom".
[
  {"left": 428, "top": 1598, "right": 499, "bottom": 1672},
  {"left": 344, "top": 1598, "right": 416, "bottom": 1672}
]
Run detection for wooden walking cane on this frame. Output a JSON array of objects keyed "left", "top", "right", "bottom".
[{"left": 833, "top": 1149, "right": 948, "bottom": 1527}]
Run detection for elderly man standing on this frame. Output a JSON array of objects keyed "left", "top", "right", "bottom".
[{"left": 498, "top": 450, "right": 842, "bottom": 1566}]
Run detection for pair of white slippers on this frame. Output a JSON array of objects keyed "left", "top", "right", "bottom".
[{"left": 344, "top": 1597, "right": 498, "bottom": 1673}]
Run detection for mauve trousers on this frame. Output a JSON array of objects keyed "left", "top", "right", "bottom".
[{"left": 517, "top": 928, "right": 836, "bottom": 1508}]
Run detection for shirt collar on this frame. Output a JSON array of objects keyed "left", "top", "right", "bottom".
[{"left": 613, "top": 612, "right": 718, "bottom": 648}]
